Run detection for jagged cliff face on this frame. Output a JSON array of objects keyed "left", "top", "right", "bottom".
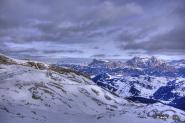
[
  {"left": 126, "top": 56, "right": 176, "bottom": 71},
  {"left": 0, "top": 54, "right": 185, "bottom": 123}
]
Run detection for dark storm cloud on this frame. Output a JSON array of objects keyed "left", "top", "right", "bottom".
[{"left": 0, "top": 0, "right": 185, "bottom": 58}]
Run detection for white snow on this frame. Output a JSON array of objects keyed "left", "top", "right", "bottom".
[{"left": 0, "top": 55, "right": 185, "bottom": 123}]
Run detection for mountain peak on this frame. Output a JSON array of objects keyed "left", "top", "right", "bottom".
[
  {"left": 89, "top": 59, "right": 123, "bottom": 68},
  {"left": 91, "top": 59, "right": 110, "bottom": 64},
  {"left": 126, "top": 56, "right": 167, "bottom": 68}
]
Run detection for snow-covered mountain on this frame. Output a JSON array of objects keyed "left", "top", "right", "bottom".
[
  {"left": 89, "top": 59, "right": 124, "bottom": 68},
  {"left": 92, "top": 73, "right": 185, "bottom": 107},
  {"left": 126, "top": 56, "right": 165, "bottom": 68},
  {"left": 60, "top": 56, "right": 185, "bottom": 112},
  {"left": 1, "top": 54, "right": 185, "bottom": 123},
  {"left": 170, "top": 59, "right": 185, "bottom": 68},
  {"left": 126, "top": 56, "right": 177, "bottom": 76},
  {"left": 63, "top": 57, "right": 181, "bottom": 77},
  {"left": 169, "top": 59, "right": 185, "bottom": 77}
]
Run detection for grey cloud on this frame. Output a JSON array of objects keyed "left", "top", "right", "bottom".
[
  {"left": 43, "top": 50, "right": 83, "bottom": 54},
  {"left": 89, "top": 1, "right": 143, "bottom": 21},
  {"left": 117, "top": 0, "right": 185, "bottom": 55},
  {"left": 91, "top": 54, "right": 106, "bottom": 58},
  {"left": 0, "top": 0, "right": 185, "bottom": 59},
  {"left": 121, "top": 27, "right": 185, "bottom": 52},
  {"left": 0, "top": 0, "right": 143, "bottom": 44}
]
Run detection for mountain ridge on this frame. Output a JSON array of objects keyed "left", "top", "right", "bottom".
[{"left": 1, "top": 54, "right": 185, "bottom": 123}]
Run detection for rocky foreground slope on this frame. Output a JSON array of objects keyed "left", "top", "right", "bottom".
[{"left": 0, "top": 54, "right": 185, "bottom": 123}]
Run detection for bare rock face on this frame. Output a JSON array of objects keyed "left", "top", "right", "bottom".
[
  {"left": 0, "top": 54, "right": 49, "bottom": 70},
  {"left": 126, "top": 56, "right": 176, "bottom": 72},
  {"left": 26, "top": 61, "right": 48, "bottom": 70},
  {"left": 0, "top": 54, "right": 16, "bottom": 64}
]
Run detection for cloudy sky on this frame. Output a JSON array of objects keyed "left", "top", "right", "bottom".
[{"left": 0, "top": 0, "right": 185, "bottom": 60}]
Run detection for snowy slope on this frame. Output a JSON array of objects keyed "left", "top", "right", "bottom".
[
  {"left": 62, "top": 57, "right": 185, "bottom": 110},
  {"left": 0, "top": 54, "right": 185, "bottom": 123}
]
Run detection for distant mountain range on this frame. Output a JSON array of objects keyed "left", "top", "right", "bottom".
[{"left": 60, "top": 56, "right": 185, "bottom": 112}]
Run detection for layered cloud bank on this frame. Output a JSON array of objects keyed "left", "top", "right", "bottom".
[{"left": 0, "top": 0, "right": 185, "bottom": 59}]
